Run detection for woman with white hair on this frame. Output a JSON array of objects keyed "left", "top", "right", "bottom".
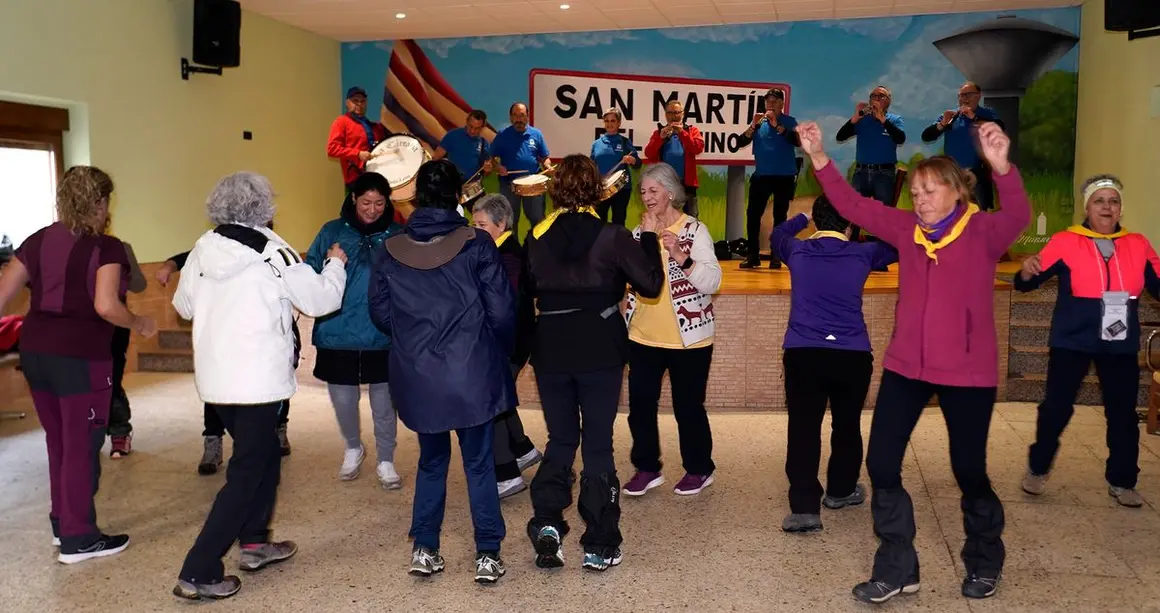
[
  {"left": 472, "top": 193, "right": 543, "bottom": 499},
  {"left": 1016, "top": 174, "right": 1160, "bottom": 507},
  {"left": 622, "top": 162, "right": 722, "bottom": 498},
  {"left": 172, "top": 172, "right": 348, "bottom": 601}
]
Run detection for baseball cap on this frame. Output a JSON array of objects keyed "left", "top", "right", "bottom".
[{"left": 346, "top": 86, "right": 368, "bottom": 99}]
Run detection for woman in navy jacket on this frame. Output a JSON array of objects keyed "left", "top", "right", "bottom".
[{"left": 368, "top": 159, "right": 516, "bottom": 584}]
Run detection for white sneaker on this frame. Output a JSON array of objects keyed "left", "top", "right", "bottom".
[
  {"left": 517, "top": 448, "right": 543, "bottom": 472},
  {"left": 340, "top": 445, "right": 365, "bottom": 481},
  {"left": 497, "top": 477, "right": 527, "bottom": 499},
  {"left": 376, "top": 460, "right": 402, "bottom": 490}
]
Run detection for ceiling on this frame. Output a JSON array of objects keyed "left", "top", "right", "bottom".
[{"left": 238, "top": 0, "right": 1083, "bottom": 41}]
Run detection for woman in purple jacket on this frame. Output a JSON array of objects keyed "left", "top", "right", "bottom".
[{"left": 797, "top": 121, "right": 1030, "bottom": 604}]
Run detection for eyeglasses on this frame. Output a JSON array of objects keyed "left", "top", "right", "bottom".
[
  {"left": 958, "top": 91, "right": 980, "bottom": 99},
  {"left": 869, "top": 93, "right": 889, "bottom": 100}
]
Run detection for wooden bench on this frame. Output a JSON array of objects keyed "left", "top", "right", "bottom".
[{"left": 0, "top": 352, "right": 25, "bottom": 420}]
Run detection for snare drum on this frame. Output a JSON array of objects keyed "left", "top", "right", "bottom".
[
  {"left": 366, "top": 134, "right": 430, "bottom": 203},
  {"left": 599, "top": 169, "right": 629, "bottom": 201},
  {"left": 459, "top": 180, "right": 484, "bottom": 206},
  {"left": 512, "top": 174, "right": 550, "bottom": 197}
]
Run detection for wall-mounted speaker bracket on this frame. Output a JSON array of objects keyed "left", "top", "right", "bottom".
[
  {"left": 1128, "top": 27, "right": 1160, "bottom": 41},
  {"left": 181, "top": 58, "right": 224, "bottom": 80}
]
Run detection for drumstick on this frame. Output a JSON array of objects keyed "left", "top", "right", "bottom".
[
  {"left": 603, "top": 161, "right": 625, "bottom": 179},
  {"left": 464, "top": 166, "right": 485, "bottom": 184},
  {"left": 504, "top": 169, "right": 530, "bottom": 175}
]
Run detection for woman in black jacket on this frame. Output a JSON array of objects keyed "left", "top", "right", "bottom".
[{"left": 524, "top": 154, "right": 664, "bottom": 572}]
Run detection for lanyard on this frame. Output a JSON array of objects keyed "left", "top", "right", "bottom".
[{"left": 1092, "top": 240, "right": 1127, "bottom": 295}]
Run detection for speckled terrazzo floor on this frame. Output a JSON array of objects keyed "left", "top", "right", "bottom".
[{"left": 4, "top": 373, "right": 1160, "bottom": 612}]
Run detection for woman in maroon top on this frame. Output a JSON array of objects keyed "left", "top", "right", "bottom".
[{"left": 0, "top": 166, "right": 157, "bottom": 564}]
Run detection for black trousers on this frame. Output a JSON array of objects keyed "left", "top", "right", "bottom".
[
  {"left": 1028, "top": 347, "right": 1140, "bottom": 488},
  {"left": 746, "top": 174, "right": 797, "bottom": 261},
  {"left": 783, "top": 347, "right": 872, "bottom": 514},
  {"left": 627, "top": 342, "right": 715, "bottom": 475},
  {"left": 866, "top": 370, "right": 1004, "bottom": 584},
  {"left": 683, "top": 186, "right": 698, "bottom": 218},
  {"left": 596, "top": 187, "right": 632, "bottom": 228},
  {"left": 204, "top": 401, "right": 288, "bottom": 436},
  {"left": 107, "top": 326, "right": 132, "bottom": 437},
  {"left": 528, "top": 366, "right": 622, "bottom": 555},
  {"left": 971, "top": 166, "right": 995, "bottom": 212},
  {"left": 494, "top": 361, "right": 536, "bottom": 481},
  {"left": 180, "top": 402, "right": 284, "bottom": 583}
]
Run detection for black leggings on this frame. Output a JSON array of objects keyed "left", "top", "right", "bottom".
[
  {"left": 596, "top": 187, "right": 631, "bottom": 227},
  {"left": 204, "top": 401, "right": 288, "bottom": 436}
]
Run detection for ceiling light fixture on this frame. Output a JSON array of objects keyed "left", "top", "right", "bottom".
[
  {"left": 560, "top": 4, "right": 570, "bottom": 9},
  {"left": 395, "top": 12, "right": 406, "bottom": 19}
]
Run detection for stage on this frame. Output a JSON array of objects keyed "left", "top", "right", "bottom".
[{"left": 514, "top": 260, "right": 1017, "bottom": 412}]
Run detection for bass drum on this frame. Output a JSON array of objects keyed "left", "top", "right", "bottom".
[{"left": 366, "top": 134, "right": 430, "bottom": 220}]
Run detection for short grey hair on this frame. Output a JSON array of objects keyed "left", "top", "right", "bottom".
[
  {"left": 206, "top": 172, "right": 276, "bottom": 227},
  {"left": 640, "top": 163, "right": 686, "bottom": 210},
  {"left": 472, "top": 194, "right": 513, "bottom": 231}
]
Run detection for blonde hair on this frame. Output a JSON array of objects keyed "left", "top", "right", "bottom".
[
  {"left": 56, "top": 166, "right": 114, "bottom": 236},
  {"left": 912, "top": 156, "right": 975, "bottom": 206}
]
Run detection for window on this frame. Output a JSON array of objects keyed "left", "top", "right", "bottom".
[{"left": 0, "top": 101, "right": 68, "bottom": 249}]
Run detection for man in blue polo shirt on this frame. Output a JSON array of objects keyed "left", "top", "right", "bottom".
[
  {"left": 736, "top": 88, "right": 800, "bottom": 269},
  {"left": 490, "top": 102, "right": 551, "bottom": 240},
  {"left": 920, "top": 82, "right": 1005, "bottom": 211},
  {"left": 434, "top": 109, "right": 493, "bottom": 183},
  {"left": 835, "top": 86, "right": 905, "bottom": 240}
]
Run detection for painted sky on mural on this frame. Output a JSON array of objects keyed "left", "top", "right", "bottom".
[{"left": 341, "top": 8, "right": 1080, "bottom": 172}]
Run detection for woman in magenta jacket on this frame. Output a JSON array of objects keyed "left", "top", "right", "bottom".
[{"left": 796, "top": 121, "right": 1030, "bottom": 604}]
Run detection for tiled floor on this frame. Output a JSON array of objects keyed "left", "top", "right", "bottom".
[{"left": 4, "top": 373, "right": 1160, "bottom": 612}]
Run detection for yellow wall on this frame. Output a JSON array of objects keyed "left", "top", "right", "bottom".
[
  {"left": 1074, "top": 0, "right": 1160, "bottom": 237},
  {"left": 0, "top": 0, "right": 343, "bottom": 261}
]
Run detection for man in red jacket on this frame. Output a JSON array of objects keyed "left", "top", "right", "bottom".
[
  {"left": 328, "top": 86, "right": 390, "bottom": 191},
  {"left": 644, "top": 100, "right": 705, "bottom": 216}
]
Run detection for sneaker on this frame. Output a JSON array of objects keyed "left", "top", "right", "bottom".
[
  {"left": 409, "top": 547, "right": 445, "bottom": 577},
  {"left": 474, "top": 552, "right": 506, "bottom": 584},
  {"left": 769, "top": 258, "right": 782, "bottom": 270},
  {"left": 852, "top": 580, "right": 902, "bottom": 604},
  {"left": 581, "top": 548, "right": 623, "bottom": 572},
  {"left": 198, "top": 436, "right": 223, "bottom": 476},
  {"left": 51, "top": 536, "right": 60, "bottom": 547},
  {"left": 173, "top": 576, "right": 241, "bottom": 600},
  {"left": 516, "top": 448, "right": 543, "bottom": 472},
  {"left": 1109, "top": 485, "right": 1144, "bottom": 508},
  {"left": 498, "top": 477, "right": 527, "bottom": 499},
  {"left": 58, "top": 533, "right": 130, "bottom": 565},
  {"left": 239, "top": 541, "right": 298, "bottom": 572},
  {"left": 623, "top": 471, "right": 664, "bottom": 497},
  {"left": 739, "top": 257, "right": 761, "bottom": 269},
  {"left": 781, "top": 513, "right": 823, "bottom": 533},
  {"left": 340, "top": 445, "right": 365, "bottom": 481},
  {"left": 823, "top": 483, "right": 866, "bottom": 509},
  {"left": 674, "top": 473, "right": 714, "bottom": 496},
  {"left": 110, "top": 434, "right": 132, "bottom": 459},
  {"left": 376, "top": 460, "right": 402, "bottom": 490},
  {"left": 277, "top": 424, "right": 291, "bottom": 457},
  {"left": 533, "top": 526, "right": 565, "bottom": 569},
  {"left": 961, "top": 573, "right": 1000, "bottom": 599},
  {"left": 1022, "top": 471, "right": 1048, "bottom": 495}
]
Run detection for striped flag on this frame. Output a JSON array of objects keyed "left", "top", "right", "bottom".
[{"left": 381, "top": 40, "right": 497, "bottom": 155}]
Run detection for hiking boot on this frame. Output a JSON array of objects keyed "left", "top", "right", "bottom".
[
  {"left": 239, "top": 541, "right": 298, "bottom": 572},
  {"left": 1021, "top": 471, "right": 1048, "bottom": 495},
  {"left": 474, "top": 552, "right": 506, "bottom": 584},
  {"left": 173, "top": 576, "right": 241, "bottom": 600},
  {"left": 277, "top": 424, "right": 291, "bottom": 457},
  {"left": 961, "top": 573, "right": 1000, "bottom": 599},
  {"left": 623, "top": 471, "right": 664, "bottom": 497},
  {"left": 198, "top": 436, "right": 223, "bottom": 476},
  {"left": 110, "top": 434, "right": 132, "bottom": 459},
  {"left": 823, "top": 483, "right": 866, "bottom": 509},
  {"left": 782, "top": 513, "right": 823, "bottom": 533},
  {"left": 1109, "top": 485, "right": 1144, "bottom": 508},
  {"left": 533, "top": 526, "right": 564, "bottom": 569},
  {"left": 58, "top": 533, "right": 130, "bottom": 565},
  {"left": 409, "top": 547, "right": 445, "bottom": 577}
]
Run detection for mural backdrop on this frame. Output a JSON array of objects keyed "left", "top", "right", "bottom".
[{"left": 342, "top": 8, "right": 1080, "bottom": 253}]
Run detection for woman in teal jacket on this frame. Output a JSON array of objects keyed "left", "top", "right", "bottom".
[{"left": 306, "top": 172, "right": 404, "bottom": 489}]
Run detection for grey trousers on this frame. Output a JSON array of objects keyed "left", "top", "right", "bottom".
[{"left": 327, "top": 383, "right": 397, "bottom": 463}]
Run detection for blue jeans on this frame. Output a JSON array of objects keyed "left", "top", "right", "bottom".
[
  {"left": 499, "top": 181, "right": 546, "bottom": 242},
  {"left": 410, "top": 421, "right": 505, "bottom": 553},
  {"left": 851, "top": 166, "right": 897, "bottom": 240}
]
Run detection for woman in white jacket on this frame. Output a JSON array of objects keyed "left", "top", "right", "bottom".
[
  {"left": 172, "top": 172, "right": 348, "bottom": 601},
  {"left": 622, "top": 163, "right": 723, "bottom": 498}
]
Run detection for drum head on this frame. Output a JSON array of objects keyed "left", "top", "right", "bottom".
[
  {"left": 603, "top": 169, "right": 626, "bottom": 186},
  {"left": 367, "top": 135, "right": 426, "bottom": 188},
  {"left": 513, "top": 174, "right": 548, "bottom": 186}
]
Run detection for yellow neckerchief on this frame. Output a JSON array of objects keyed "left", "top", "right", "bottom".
[
  {"left": 531, "top": 206, "right": 599, "bottom": 239},
  {"left": 1066, "top": 224, "right": 1129, "bottom": 239},
  {"left": 913, "top": 203, "right": 980, "bottom": 262},
  {"left": 494, "top": 230, "right": 512, "bottom": 247},
  {"left": 809, "top": 231, "right": 848, "bottom": 241}
]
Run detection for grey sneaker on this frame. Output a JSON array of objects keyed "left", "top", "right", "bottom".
[
  {"left": 1109, "top": 485, "right": 1144, "bottom": 508},
  {"left": 781, "top": 513, "right": 823, "bottom": 533},
  {"left": 409, "top": 547, "right": 445, "bottom": 577},
  {"left": 198, "top": 436, "right": 223, "bottom": 476},
  {"left": 497, "top": 477, "right": 527, "bottom": 499},
  {"left": 239, "top": 541, "right": 298, "bottom": 572},
  {"left": 823, "top": 483, "right": 866, "bottom": 509},
  {"left": 1022, "top": 471, "right": 1049, "bottom": 495},
  {"left": 173, "top": 576, "right": 242, "bottom": 600},
  {"left": 517, "top": 448, "right": 543, "bottom": 472},
  {"left": 474, "top": 552, "right": 506, "bottom": 584}
]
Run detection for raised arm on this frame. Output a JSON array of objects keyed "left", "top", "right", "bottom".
[
  {"left": 884, "top": 115, "right": 906, "bottom": 145},
  {"left": 681, "top": 125, "right": 705, "bottom": 156},
  {"left": 282, "top": 250, "right": 347, "bottom": 318},
  {"left": 644, "top": 129, "right": 664, "bottom": 161},
  {"left": 974, "top": 123, "right": 1030, "bottom": 259},
  {"left": 772, "top": 213, "right": 810, "bottom": 265}
]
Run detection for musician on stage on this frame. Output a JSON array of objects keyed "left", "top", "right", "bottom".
[
  {"left": 736, "top": 88, "right": 800, "bottom": 269},
  {"left": 327, "top": 86, "right": 390, "bottom": 192},
  {"left": 490, "top": 102, "right": 551, "bottom": 240},
  {"left": 835, "top": 86, "right": 905, "bottom": 238},
  {"left": 920, "top": 82, "right": 1004, "bottom": 211},
  {"left": 590, "top": 107, "right": 642, "bottom": 227},
  {"left": 645, "top": 101, "right": 705, "bottom": 217},
  {"left": 434, "top": 109, "right": 494, "bottom": 183}
]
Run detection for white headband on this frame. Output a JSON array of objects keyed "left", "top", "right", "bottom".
[{"left": 1083, "top": 179, "right": 1122, "bottom": 207}]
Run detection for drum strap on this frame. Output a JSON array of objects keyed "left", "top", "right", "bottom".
[{"left": 351, "top": 113, "right": 379, "bottom": 149}]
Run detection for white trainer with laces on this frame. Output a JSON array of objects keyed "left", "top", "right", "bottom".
[
  {"left": 340, "top": 445, "right": 365, "bottom": 481},
  {"left": 377, "top": 460, "right": 402, "bottom": 490}
]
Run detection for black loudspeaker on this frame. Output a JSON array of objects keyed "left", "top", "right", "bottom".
[
  {"left": 193, "top": 0, "right": 241, "bottom": 68},
  {"left": 1106, "top": 0, "right": 1160, "bottom": 32}
]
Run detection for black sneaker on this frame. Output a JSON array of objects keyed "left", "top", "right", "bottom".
[
  {"left": 852, "top": 580, "right": 902, "bottom": 604},
  {"left": 961, "top": 573, "right": 999, "bottom": 599},
  {"left": 58, "top": 533, "right": 130, "bottom": 565},
  {"left": 768, "top": 258, "right": 782, "bottom": 269},
  {"left": 739, "top": 257, "right": 761, "bottom": 269},
  {"left": 533, "top": 525, "right": 564, "bottom": 569}
]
